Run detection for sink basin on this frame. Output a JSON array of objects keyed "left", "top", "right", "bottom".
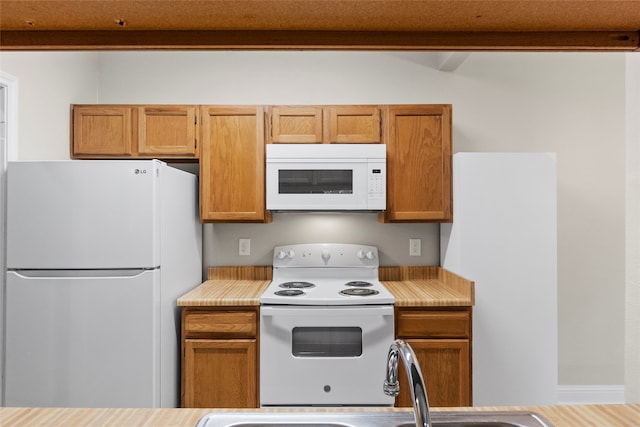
[{"left": 195, "top": 410, "right": 554, "bottom": 427}]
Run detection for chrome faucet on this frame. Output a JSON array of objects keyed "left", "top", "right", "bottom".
[{"left": 383, "top": 339, "right": 431, "bottom": 427}]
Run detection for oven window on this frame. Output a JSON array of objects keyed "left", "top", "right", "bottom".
[
  {"left": 292, "top": 327, "right": 362, "bottom": 357},
  {"left": 278, "top": 170, "right": 353, "bottom": 194}
]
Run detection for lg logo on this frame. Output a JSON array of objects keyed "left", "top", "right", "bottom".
[{"left": 134, "top": 169, "right": 147, "bottom": 175}]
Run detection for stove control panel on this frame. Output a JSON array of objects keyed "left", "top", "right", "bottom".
[
  {"left": 276, "top": 249, "right": 295, "bottom": 260},
  {"left": 357, "top": 249, "right": 375, "bottom": 260},
  {"left": 272, "top": 243, "right": 379, "bottom": 268}
]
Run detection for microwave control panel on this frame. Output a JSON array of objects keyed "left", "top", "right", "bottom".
[{"left": 367, "top": 161, "right": 386, "bottom": 208}]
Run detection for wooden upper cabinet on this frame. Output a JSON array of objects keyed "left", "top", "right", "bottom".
[
  {"left": 382, "top": 104, "right": 453, "bottom": 222},
  {"left": 72, "top": 105, "right": 133, "bottom": 157},
  {"left": 138, "top": 105, "right": 198, "bottom": 157},
  {"left": 71, "top": 104, "right": 199, "bottom": 160},
  {"left": 269, "top": 105, "right": 381, "bottom": 144},
  {"left": 199, "top": 105, "right": 268, "bottom": 222},
  {"left": 270, "top": 106, "right": 323, "bottom": 143},
  {"left": 328, "top": 106, "right": 381, "bottom": 143}
]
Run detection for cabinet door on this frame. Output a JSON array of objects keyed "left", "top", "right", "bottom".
[
  {"left": 395, "top": 339, "right": 471, "bottom": 408},
  {"left": 182, "top": 339, "right": 257, "bottom": 408},
  {"left": 384, "top": 105, "right": 452, "bottom": 222},
  {"left": 270, "top": 106, "right": 323, "bottom": 143},
  {"left": 72, "top": 105, "right": 133, "bottom": 157},
  {"left": 137, "top": 105, "right": 198, "bottom": 157},
  {"left": 200, "top": 106, "right": 267, "bottom": 222},
  {"left": 327, "top": 106, "right": 381, "bottom": 143}
]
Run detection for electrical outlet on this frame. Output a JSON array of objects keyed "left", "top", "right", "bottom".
[
  {"left": 409, "top": 238, "right": 421, "bottom": 256},
  {"left": 239, "top": 238, "right": 251, "bottom": 256}
]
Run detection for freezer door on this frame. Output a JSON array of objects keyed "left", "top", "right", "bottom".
[
  {"left": 7, "top": 160, "right": 161, "bottom": 269},
  {"left": 4, "top": 269, "right": 160, "bottom": 408}
]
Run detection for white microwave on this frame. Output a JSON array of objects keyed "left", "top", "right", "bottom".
[{"left": 266, "top": 144, "right": 386, "bottom": 211}]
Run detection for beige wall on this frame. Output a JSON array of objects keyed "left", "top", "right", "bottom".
[
  {"left": 625, "top": 54, "right": 640, "bottom": 403},
  {"left": 0, "top": 52, "right": 99, "bottom": 160},
  {"left": 0, "top": 51, "right": 628, "bottom": 391}
]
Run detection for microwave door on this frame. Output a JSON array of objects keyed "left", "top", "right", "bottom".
[
  {"left": 278, "top": 170, "right": 353, "bottom": 195},
  {"left": 267, "top": 163, "right": 369, "bottom": 210}
]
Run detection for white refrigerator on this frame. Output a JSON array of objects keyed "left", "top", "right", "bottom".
[
  {"left": 440, "top": 152, "right": 558, "bottom": 406},
  {"left": 3, "top": 160, "right": 202, "bottom": 408}
]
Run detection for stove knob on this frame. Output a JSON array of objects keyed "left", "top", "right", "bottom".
[
  {"left": 357, "top": 250, "right": 365, "bottom": 259},
  {"left": 321, "top": 249, "right": 331, "bottom": 261},
  {"left": 287, "top": 250, "right": 295, "bottom": 259},
  {"left": 365, "top": 250, "right": 375, "bottom": 260},
  {"left": 276, "top": 250, "right": 287, "bottom": 260}
]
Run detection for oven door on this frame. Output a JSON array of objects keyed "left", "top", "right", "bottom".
[{"left": 260, "top": 305, "right": 395, "bottom": 406}]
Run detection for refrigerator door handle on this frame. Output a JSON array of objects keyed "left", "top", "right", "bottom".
[{"left": 7, "top": 268, "right": 159, "bottom": 279}]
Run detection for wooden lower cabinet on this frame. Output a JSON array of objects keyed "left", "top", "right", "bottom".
[
  {"left": 396, "top": 339, "right": 471, "bottom": 407},
  {"left": 183, "top": 339, "right": 257, "bottom": 408},
  {"left": 395, "top": 307, "right": 472, "bottom": 407},
  {"left": 180, "top": 305, "right": 470, "bottom": 408},
  {"left": 181, "top": 307, "right": 259, "bottom": 408}
]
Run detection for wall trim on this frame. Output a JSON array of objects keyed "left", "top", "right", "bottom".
[
  {"left": 558, "top": 385, "right": 626, "bottom": 405},
  {"left": 0, "top": 71, "right": 19, "bottom": 160}
]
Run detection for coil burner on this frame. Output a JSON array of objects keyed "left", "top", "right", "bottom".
[
  {"left": 279, "top": 281, "right": 316, "bottom": 289},
  {"left": 274, "top": 289, "right": 305, "bottom": 297},
  {"left": 260, "top": 243, "right": 394, "bottom": 306},
  {"left": 344, "top": 281, "right": 373, "bottom": 287},
  {"left": 339, "top": 288, "right": 380, "bottom": 297}
]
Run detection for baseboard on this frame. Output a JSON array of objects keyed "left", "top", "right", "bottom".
[{"left": 558, "top": 385, "right": 626, "bottom": 404}]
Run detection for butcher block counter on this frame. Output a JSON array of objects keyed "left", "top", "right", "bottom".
[
  {"left": 177, "top": 266, "right": 272, "bottom": 307},
  {"left": 177, "top": 265, "right": 474, "bottom": 307},
  {"left": 2, "top": 405, "right": 639, "bottom": 426}
]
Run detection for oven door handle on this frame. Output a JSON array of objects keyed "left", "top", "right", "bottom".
[{"left": 260, "top": 306, "right": 394, "bottom": 317}]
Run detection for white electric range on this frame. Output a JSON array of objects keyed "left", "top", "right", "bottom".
[{"left": 259, "top": 243, "right": 395, "bottom": 407}]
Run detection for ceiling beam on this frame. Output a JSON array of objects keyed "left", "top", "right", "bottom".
[{"left": 1, "top": 30, "right": 638, "bottom": 52}]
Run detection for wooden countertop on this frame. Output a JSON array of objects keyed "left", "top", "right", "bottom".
[
  {"left": 380, "top": 266, "right": 474, "bottom": 307},
  {"left": 178, "top": 266, "right": 271, "bottom": 307},
  {"left": 177, "top": 266, "right": 474, "bottom": 307},
  {"left": 1, "top": 405, "right": 638, "bottom": 426},
  {"left": 177, "top": 280, "right": 271, "bottom": 306}
]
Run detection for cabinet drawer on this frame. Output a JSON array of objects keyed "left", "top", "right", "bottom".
[
  {"left": 397, "top": 309, "right": 470, "bottom": 338},
  {"left": 184, "top": 310, "right": 257, "bottom": 338}
]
